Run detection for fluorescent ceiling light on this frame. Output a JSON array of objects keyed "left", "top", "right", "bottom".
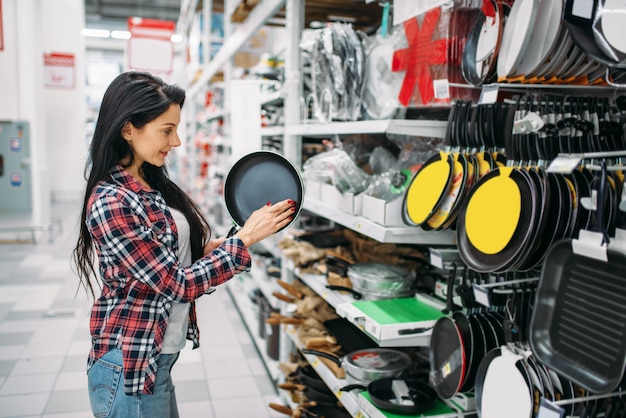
[
  {"left": 111, "top": 30, "right": 131, "bottom": 40},
  {"left": 82, "top": 28, "right": 111, "bottom": 38}
]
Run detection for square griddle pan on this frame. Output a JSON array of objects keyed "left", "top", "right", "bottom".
[{"left": 530, "top": 239, "right": 626, "bottom": 393}]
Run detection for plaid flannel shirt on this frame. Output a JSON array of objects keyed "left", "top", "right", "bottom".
[{"left": 86, "top": 165, "right": 251, "bottom": 395}]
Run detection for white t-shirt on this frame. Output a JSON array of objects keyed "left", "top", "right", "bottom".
[{"left": 161, "top": 208, "right": 191, "bottom": 354}]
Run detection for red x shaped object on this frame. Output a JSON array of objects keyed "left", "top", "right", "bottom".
[{"left": 392, "top": 8, "right": 449, "bottom": 106}]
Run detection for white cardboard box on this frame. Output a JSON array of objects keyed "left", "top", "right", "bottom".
[
  {"left": 304, "top": 179, "right": 322, "bottom": 201},
  {"left": 361, "top": 194, "right": 406, "bottom": 227},
  {"left": 320, "top": 182, "right": 355, "bottom": 214}
]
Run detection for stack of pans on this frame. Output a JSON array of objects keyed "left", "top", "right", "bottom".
[{"left": 347, "top": 263, "right": 416, "bottom": 300}]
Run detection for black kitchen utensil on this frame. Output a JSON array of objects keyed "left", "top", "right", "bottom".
[
  {"left": 224, "top": 151, "right": 304, "bottom": 236},
  {"left": 341, "top": 376, "right": 437, "bottom": 415}
]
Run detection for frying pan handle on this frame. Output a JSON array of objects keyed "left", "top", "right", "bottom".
[
  {"left": 300, "top": 349, "right": 342, "bottom": 366},
  {"left": 325, "top": 285, "right": 363, "bottom": 300},
  {"left": 339, "top": 383, "right": 366, "bottom": 392},
  {"left": 593, "top": 160, "right": 609, "bottom": 244},
  {"left": 227, "top": 225, "right": 239, "bottom": 238}
]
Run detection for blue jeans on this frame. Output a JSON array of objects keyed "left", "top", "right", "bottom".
[{"left": 87, "top": 348, "right": 180, "bottom": 418}]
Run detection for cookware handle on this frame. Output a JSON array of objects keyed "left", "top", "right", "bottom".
[
  {"left": 442, "top": 263, "right": 458, "bottom": 314},
  {"left": 339, "top": 383, "right": 367, "bottom": 392},
  {"left": 325, "top": 285, "right": 363, "bottom": 300},
  {"left": 300, "top": 349, "right": 342, "bottom": 366},
  {"left": 590, "top": 159, "right": 609, "bottom": 244},
  {"left": 397, "top": 326, "right": 432, "bottom": 335},
  {"left": 226, "top": 225, "right": 239, "bottom": 238}
]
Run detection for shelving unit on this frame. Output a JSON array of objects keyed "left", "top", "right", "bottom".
[
  {"left": 176, "top": 2, "right": 471, "bottom": 417},
  {"left": 303, "top": 198, "right": 456, "bottom": 245},
  {"left": 226, "top": 273, "right": 282, "bottom": 382}
]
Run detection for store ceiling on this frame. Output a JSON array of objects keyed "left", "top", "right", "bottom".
[{"left": 84, "top": 0, "right": 382, "bottom": 33}]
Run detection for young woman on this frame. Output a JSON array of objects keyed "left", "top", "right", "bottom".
[{"left": 72, "top": 71, "right": 295, "bottom": 417}]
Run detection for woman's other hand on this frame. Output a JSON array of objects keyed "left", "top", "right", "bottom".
[
  {"left": 203, "top": 237, "right": 227, "bottom": 256},
  {"left": 236, "top": 199, "right": 295, "bottom": 247}
]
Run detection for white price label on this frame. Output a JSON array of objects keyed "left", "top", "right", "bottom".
[
  {"left": 472, "top": 284, "right": 491, "bottom": 308},
  {"left": 479, "top": 84, "right": 499, "bottom": 104},
  {"left": 430, "top": 251, "right": 444, "bottom": 269},
  {"left": 433, "top": 79, "right": 450, "bottom": 100},
  {"left": 547, "top": 156, "right": 582, "bottom": 174}
]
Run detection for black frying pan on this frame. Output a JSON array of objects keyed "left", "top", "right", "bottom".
[
  {"left": 341, "top": 376, "right": 437, "bottom": 415},
  {"left": 224, "top": 151, "right": 304, "bottom": 236}
]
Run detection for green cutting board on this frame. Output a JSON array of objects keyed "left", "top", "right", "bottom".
[{"left": 351, "top": 297, "right": 445, "bottom": 324}]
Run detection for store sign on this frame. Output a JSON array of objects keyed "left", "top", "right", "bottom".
[
  {"left": 43, "top": 53, "right": 76, "bottom": 89},
  {"left": 127, "top": 17, "right": 175, "bottom": 75}
]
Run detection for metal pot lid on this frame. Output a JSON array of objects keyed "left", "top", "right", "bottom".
[
  {"left": 345, "top": 348, "right": 412, "bottom": 374},
  {"left": 347, "top": 262, "right": 412, "bottom": 281}
]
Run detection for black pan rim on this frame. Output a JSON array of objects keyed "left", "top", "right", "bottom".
[{"left": 224, "top": 150, "right": 304, "bottom": 229}]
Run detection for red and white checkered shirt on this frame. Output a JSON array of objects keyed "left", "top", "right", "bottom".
[{"left": 86, "top": 165, "right": 251, "bottom": 395}]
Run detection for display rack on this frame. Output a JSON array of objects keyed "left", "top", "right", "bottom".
[
  {"left": 302, "top": 198, "right": 456, "bottom": 245},
  {"left": 226, "top": 272, "right": 282, "bottom": 382}
]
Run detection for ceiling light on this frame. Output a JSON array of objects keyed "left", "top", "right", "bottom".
[
  {"left": 81, "top": 28, "right": 111, "bottom": 38},
  {"left": 111, "top": 30, "right": 131, "bottom": 40}
]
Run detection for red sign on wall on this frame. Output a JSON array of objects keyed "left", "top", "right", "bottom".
[{"left": 43, "top": 53, "right": 76, "bottom": 89}]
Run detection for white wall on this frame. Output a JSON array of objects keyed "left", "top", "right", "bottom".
[{"left": 41, "top": 0, "right": 87, "bottom": 201}]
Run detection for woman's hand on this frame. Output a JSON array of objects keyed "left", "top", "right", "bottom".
[
  {"left": 203, "top": 237, "right": 227, "bottom": 256},
  {"left": 236, "top": 199, "right": 296, "bottom": 247}
]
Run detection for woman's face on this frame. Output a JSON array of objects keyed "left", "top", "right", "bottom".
[{"left": 124, "top": 103, "right": 182, "bottom": 169}]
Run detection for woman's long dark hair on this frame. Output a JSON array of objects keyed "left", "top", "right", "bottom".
[{"left": 72, "top": 71, "right": 211, "bottom": 298}]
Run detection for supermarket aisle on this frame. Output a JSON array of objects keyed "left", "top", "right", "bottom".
[{"left": 0, "top": 200, "right": 283, "bottom": 418}]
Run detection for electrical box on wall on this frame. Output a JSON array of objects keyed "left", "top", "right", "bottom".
[{"left": 0, "top": 121, "right": 32, "bottom": 213}]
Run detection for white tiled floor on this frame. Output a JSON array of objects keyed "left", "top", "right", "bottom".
[{"left": 0, "top": 200, "right": 284, "bottom": 418}]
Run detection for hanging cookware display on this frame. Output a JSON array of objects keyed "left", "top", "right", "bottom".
[
  {"left": 474, "top": 345, "right": 538, "bottom": 418},
  {"left": 594, "top": 0, "right": 626, "bottom": 66},
  {"left": 461, "top": 0, "right": 503, "bottom": 85},
  {"left": 512, "top": 0, "right": 562, "bottom": 79},
  {"left": 402, "top": 151, "right": 454, "bottom": 227},
  {"left": 496, "top": 0, "right": 541, "bottom": 80},
  {"left": 428, "top": 312, "right": 469, "bottom": 400},
  {"left": 456, "top": 164, "right": 538, "bottom": 273},
  {"left": 530, "top": 162, "right": 626, "bottom": 394},
  {"left": 224, "top": 150, "right": 304, "bottom": 237},
  {"left": 563, "top": 0, "right": 621, "bottom": 68}
]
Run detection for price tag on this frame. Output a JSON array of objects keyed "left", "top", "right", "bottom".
[
  {"left": 472, "top": 284, "right": 491, "bottom": 308},
  {"left": 433, "top": 79, "right": 450, "bottom": 100},
  {"left": 430, "top": 250, "right": 444, "bottom": 269},
  {"left": 537, "top": 398, "right": 564, "bottom": 418},
  {"left": 479, "top": 84, "right": 499, "bottom": 104},
  {"left": 547, "top": 155, "right": 582, "bottom": 174}
]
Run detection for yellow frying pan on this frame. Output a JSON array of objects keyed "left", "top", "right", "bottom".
[{"left": 403, "top": 151, "right": 454, "bottom": 227}]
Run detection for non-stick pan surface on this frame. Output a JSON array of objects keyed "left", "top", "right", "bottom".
[{"left": 224, "top": 151, "right": 303, "bottom": 229}]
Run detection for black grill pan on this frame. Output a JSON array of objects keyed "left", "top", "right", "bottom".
[{"left": 530, "top": 239, "right": 626, "bottom": 393}]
